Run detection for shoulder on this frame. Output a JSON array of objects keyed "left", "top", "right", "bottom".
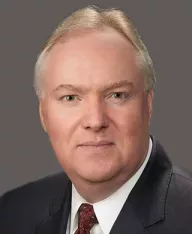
[
  {"left": 146, "top": 139, "right": 192, "bottom": 232},
  {"left": 150, "top": 138, "right": 192, "bottom": 215},
  {"left": 161, "top": 164, "right": 192, "bottom": 230},
  {"left": 0, "top": 172, "right": 70, "bottom": 228},
  {"left": 169, "top": 166, "right": 192, "bottom": 197},
  {"left": 154, "top": 139, "right": 192, "bottom": 204},
  {"left": 152, "top": 138, "right": 192, "bottom": 192},
  {"left": 0, "top": 172, "right": 69, "bottom": 204}
]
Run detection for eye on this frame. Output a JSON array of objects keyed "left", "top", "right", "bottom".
[
  {"left": 59, "top": 95, "right": 77, "bottom": 101},
  {"left": 106, "top": 91, "right": 134, "bottom": 105},
  {"left": 111, "top": 92, "right": 129, "bottom": 99}
]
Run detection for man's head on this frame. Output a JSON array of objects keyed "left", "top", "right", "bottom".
[{"left": 34, "top": 6, "right": 155, "bottom": 201}]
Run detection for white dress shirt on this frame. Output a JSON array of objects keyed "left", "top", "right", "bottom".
[{"left": 66, "top": 138, "right": 152, "bottom": 234}]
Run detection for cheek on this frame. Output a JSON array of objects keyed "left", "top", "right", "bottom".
[
  {"left": 115, "top": 103, "right": 147, "bottom": 136},
  {"left": 44, "top": 103, "right": 78, "bottom": 142}
]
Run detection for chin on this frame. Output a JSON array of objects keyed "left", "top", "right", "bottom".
[{"left": 78, "top": 167, "right": 121, "bottom": 184}]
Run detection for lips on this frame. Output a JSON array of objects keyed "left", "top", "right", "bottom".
[{"left": 78, "top": 141, "right": 114, "bottom": 147}]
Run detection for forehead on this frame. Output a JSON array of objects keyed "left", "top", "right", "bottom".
[{"left": 44, "top": 28, "right": 143, "bottom": 91}]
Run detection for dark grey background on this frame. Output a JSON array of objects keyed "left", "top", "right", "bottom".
[{"left": 1, "top": 1, "right": 192, "bottom": 196}]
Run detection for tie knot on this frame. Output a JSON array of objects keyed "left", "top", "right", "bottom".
[{"left": 77, "top": 203, "right": 98, "bottom": 233}]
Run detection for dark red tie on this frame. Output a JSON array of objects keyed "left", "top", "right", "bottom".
[{"left": 74, "top": 203, "right": 98, "bottom": 234}]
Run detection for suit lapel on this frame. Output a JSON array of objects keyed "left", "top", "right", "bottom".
[
  {"left": 110, "top": 137, "right": 172, "bottom": 233},
  {"left": 129, "top": 137, "right": 172, "bottom": 227},
  {"left": 58, "top": 182, "right": 72, "bottom": 234},
  {"left": 35, "top": 179, "right": 72, "bottom": 234}
]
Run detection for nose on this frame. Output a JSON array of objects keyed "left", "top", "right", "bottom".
[{"left": 81, "top": 98, "right": 109, "bottom": 132}]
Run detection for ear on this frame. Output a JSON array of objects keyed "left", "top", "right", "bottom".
[
  {"left": 147, "top": 89, "right": 154, "bottom": 119},
  {"left": 39, "top": 102, "right": 47, "bottom": 133}
]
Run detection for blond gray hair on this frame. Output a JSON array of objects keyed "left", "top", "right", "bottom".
[{"left": 34, "top": 5, "right": 156, "bottom": 99}]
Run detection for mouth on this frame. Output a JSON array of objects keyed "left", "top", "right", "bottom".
[{"left": 78, "top": 141, "right": 114, "bottom": 148}]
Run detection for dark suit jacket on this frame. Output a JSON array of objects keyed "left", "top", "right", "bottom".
[{"left": 1, "top": 137, "right": 192, "bottom": 234}]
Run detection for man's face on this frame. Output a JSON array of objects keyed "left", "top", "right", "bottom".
[{"left": 39, "top": 28, "right": 153, "bottom": 185}]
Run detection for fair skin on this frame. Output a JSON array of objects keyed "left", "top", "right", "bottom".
[{"left": 39, "top": 28, "right": 153, "bottom": 203}]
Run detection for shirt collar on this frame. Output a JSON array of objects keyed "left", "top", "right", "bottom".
[{"left": 70, "top": 138, "right": 152, "bottom": 234}]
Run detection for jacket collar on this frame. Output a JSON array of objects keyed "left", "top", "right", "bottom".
[{"left": 128, "top": 136, "right": 173, "bottom": 227}]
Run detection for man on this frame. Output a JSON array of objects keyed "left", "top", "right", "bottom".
[{"left": 0, "top": 5, "right": 192, "bottom": 234}]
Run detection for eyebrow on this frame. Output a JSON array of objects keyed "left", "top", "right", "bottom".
[{"left": 52, "top": 80, "right": 134, "bottom": 94}]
